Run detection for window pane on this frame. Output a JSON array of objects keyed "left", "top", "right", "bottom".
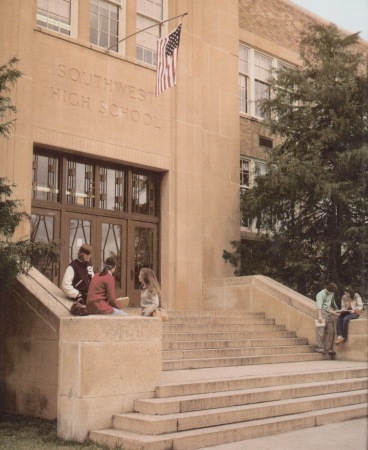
[
  {"left": 100, "top": 167, "right": 126, "bottom": 211},
  {"left": 239, "top": 46, "right": 249, "bottom": 74},
  {"left": 136, "top": 15, "right": 159, "bottom": 64},
  {"left": 90, "top": 27, "right": 98, "bottom": 44},
  {"left": 99, "top": 31, "right": 108, "bottom": 47},
  {"left": 37, "top": 0, "right": 71, "bottom": 35},
  {"left": 32, "top": 153, "right": 59, "bottom": 202},
  {"left": 101, "top": 223, "right": 122, "bottom": 288},
  {"left": 239, "top": 74, "right": 248, "bottom": 114},
  {"left": 134, "top": 227, "right": 154, "bottom": 289},
  {"left": 255, "top": 52, "right": 272, "bottom": 81},
  {"left": 240, "top": 159, "right": 250, "bottom": 187},
  {"left": 90, "top": 11, "right": 98, "bottom": 29},
  {"left": 30, "top": 213, "right": 56, "bottom": 280},
  {"left": 69, "top": 219, "right": 91, "bottom": 261},
  {"left": 137, "top": 0, "right": 163, "bottom": 20},
  {"left": 89, "top": 0, "right": 119, "bottom": 51},
  {"left": 132, "top": 172, "right": 156, "bottom": 215},
  {"left": 66, "top": 160, "right": 94, "bottom": 207}
]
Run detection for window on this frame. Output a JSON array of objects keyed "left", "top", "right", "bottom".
[
  {"left": 240, "top": 157, "right": 267, "bottom": 229},
  {"left": 136, "top": 0, "right": 163, "bottom": 65},
  {"left": 90, "top": 0, "right": 119, "bottom": 51},
  {"left": 254, "top": 52, "right": 272, "bottom": 117},
  {"left": 37, "top": 0, "right": 72, "bottom": 35},
  {"left": 240, "top": 159, "right": 250, "bottom": 189},
  {"left": 239, "top": 46, "right": 249, "bottom": 114},
  {"left": 239, "top": 45, "right": 292, "bottom": 119},
  {"left": 32, "top": 153, "right": 60, "bottom": 202},
  {"left": 66, "top": 160, "right": 94, "bottom": 207},
  {"left": 132, "top": 172, "right": 157, "bottom": 215},
  {"left": 99, "top": 168, "right": 126, "bottom": 211}
]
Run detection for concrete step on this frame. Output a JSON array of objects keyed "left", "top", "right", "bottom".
[
  {"left": 163, "top": 351, "right": 323, "bottom": 371},
  {"left": 163, "top": 323, "right": 283, "bottom": 333},
  {"left": 166, "top": 316, "right": 271, "bottom": 325},
  {"left": 162, "top": 337, "right": 309, "bottom": 351},
  {"left": 164, "top": 310, "right": 266, "bottom": 318},
  {"left": 155, "top": 367, "right": 368, "bottom": 397},
  {"left": 162, "top": 344, "right": 316, "bottom": 361},
  {"left": 134, "top": 378, "right": 368, "bottom": 415},
  {"left": 89, "top": 404, "right": 368, "bottom": 450},
  {"left": 162, "top": 330, "right": 296, "bottom": 341},
  {"left": 113, "top": 390, "right": 367, "bottom": 434}
]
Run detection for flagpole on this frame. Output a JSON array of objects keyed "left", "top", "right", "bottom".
[{"left": 107, "top": 12, "right": 188, "bottom": 51}]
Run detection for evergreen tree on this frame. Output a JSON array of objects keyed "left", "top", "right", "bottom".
[
  {"left": 0, "top": 57, "right": 22, "bottom": 135},
  {"left": 224, "top": 25, "right": 368, "bottom": 298},
  {"left": 0, "top": 58, "right": 59, "bottom": 289}
]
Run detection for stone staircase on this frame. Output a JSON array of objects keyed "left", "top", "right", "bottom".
[
  {"left": 89, "top": 310, "right": 368, "bottom": 449},
  {"left": 161, "top": 311, "right": 321, "bottom": 370}
]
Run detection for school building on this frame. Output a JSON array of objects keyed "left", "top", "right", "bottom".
[
  {"left": 2, "top": 0, "right": 367, "bottom": 306},
  {"left": 1, "top": 0, "right": 367, "bottom": 445}
]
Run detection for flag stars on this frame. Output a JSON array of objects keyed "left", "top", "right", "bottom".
[{"left": 165, "top": 24, "right": 182, "bottom": 57}]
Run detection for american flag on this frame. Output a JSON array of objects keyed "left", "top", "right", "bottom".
[{"left": 156, "top": 23, "right": 182, "bottom": 96}]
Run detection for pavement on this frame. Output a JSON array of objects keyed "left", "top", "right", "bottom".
[
  {"left": 161, "top": 360, "right": 368, "bottom": 450},
  {"left": 200, "top": 417, "right": 368, "bottom": 450}
]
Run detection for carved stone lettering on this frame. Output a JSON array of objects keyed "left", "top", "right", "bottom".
[
  {"left": 52, "top": 64, "right": 161, "bottom": 128},
  {"left": 57, "top": 64, "right": 155, "bottom": 103}
]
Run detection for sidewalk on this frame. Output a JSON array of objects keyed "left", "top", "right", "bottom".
[{"left": 200, "top": 417, "right": 368, "bottom": 450}]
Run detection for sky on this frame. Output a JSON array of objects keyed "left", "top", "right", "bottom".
[{"left": 290, "top": 0, "right": 368, "bottom": 41}]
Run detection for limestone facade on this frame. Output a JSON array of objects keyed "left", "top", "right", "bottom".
[{"left": 1, "top": 0, "right": 367, "bottom": 307}]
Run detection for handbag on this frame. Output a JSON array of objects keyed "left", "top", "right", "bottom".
[
  {"left": 70, "top": 298, "right": 89, "bottom": 316},
  {"left": 153, "top": 308, "right": 169, "bottom": 321}
]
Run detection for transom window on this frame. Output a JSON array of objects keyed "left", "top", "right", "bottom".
[
  {"left": 136, "top": 0, "right": 164, "bottom": 65},
  {"left": 37, "top": 0, "right": 72, "bottom": 35},
  {"left": 32, "top": 149, "right": 159, "bottom": 217},
  {"left": 90, "top": 0, "right": 119, "bottom": 51}
]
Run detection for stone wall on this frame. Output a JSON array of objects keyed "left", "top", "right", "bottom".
[
  {"left": 0, "top": 268, "right": 163, "bottom": 441},
  {"left": 203, "top": 275, "right": 368, "bottom": 362}
]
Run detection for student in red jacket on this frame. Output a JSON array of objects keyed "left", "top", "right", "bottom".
[{"left": 86, "top": 257, "right": 128, "bottom": 316}]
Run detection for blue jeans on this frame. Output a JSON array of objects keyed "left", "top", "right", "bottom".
[
  {"left": 111, "top": 307, "right": 129, "bottom": 316},
  {"left": 336, "top": 313, "right": 359, "bottom": 339}
]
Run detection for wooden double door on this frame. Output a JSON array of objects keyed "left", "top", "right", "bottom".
[{"left": 31, "top": 208, "right": 158, "bottom": 306}]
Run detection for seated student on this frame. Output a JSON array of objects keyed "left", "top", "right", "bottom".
[
  {"left": 62, "top": 243, "right": 94, "bottom": 304},
  {"left": 139, "top": 268, "right": 160, "bottom": 317},
  {"left": 86, "top": 257, "right": 128, "bottom": 316},
  {"left": 335, "top": 287, "right": 363, "bottom": 345}
]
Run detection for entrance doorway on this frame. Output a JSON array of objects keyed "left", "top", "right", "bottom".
[{"left": 31, "top": 148, "right": 161, "bottom": 304}]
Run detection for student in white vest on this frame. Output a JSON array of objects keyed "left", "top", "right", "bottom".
[{"left": 62, "top": 243, "right": 94, "bottom": 304}]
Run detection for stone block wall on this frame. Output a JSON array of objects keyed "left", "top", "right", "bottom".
[
  {"left": 203, "top": 275, "right": 368, "bottom": 362},
  {"left": 0, "top": 268, "right": 163, "bottom": 441}
]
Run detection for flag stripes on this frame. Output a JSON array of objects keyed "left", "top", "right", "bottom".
[{"left": 156, "top": 23, "right": 182, "bottom": 96}]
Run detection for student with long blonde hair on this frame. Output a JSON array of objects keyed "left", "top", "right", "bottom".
[{"left": 139, "top": 268, "right": 160, "bottom": 317}]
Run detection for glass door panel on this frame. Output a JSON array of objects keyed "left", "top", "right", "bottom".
[
  {"left": 60, "top": 213, "right": 96, "bottom": 282},
  {"left": 69, "top": 218, "right": 92, "bottom": 261},
  {"left": 30, "top": 208, "right": 60, "bottom": 284},
  {"left": 98, "top": 218, "right": 127, "bottom": 296},
  {"left": 127, "top": 221, "right": 158, "bottom": 306}
]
